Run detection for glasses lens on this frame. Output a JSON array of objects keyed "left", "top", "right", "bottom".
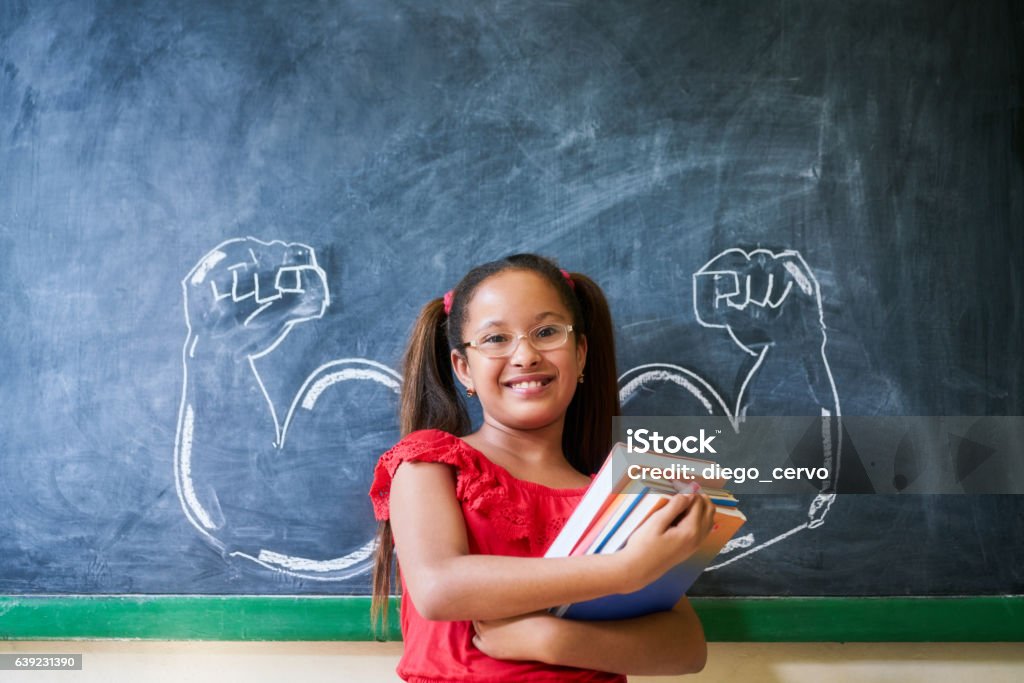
[
  {"left": 529, "top": 323, "right": 568, "bottom": 350},
  {"left": 476, "top": 332, "right": 515, "bottom": 357}
]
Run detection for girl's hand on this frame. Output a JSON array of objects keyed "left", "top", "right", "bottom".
[
  {"left": 617, "top": 487, "right": 717, "bottom": 592},
  {"left": 472, "top": 612, "right": 558, "bottom": 662}
]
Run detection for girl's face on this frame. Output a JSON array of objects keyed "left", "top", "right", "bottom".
[{"left": 451, "top": 269, "right": 587, "bottom": 435}]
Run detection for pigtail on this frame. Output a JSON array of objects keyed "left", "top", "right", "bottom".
[
  {"left": 372, "top": 296, "right": 470, "bottom": 635},
  {"left": 399, "top": 297, "right": 471, "bottom": 437},
  {"left": 563, "top": 272, "right": 620, "bottom": 475},
  {"left": 370, "top": 519, "right": 396, "bottom": 636}
]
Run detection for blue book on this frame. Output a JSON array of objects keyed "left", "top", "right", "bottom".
[{"left": 559, "top": 560, "right": 701, "bottom": 620}]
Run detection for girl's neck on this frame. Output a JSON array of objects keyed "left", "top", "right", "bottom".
[{"left": 468, "top": 418, "right": 566, "bottom": 465}]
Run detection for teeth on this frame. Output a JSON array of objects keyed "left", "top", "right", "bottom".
[{"left": 510, "top": 380, "right": 545, "bottom": 389}]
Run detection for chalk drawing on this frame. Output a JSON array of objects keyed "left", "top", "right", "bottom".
[
  {"left": 174, "top": 237, "right": 400, "bottom": 581},
  {"left": 619, "top": 248, "right": 841, "bottom": 568},
  {"left": 175, "top": 240, "right": 838, "bottom": 581}
]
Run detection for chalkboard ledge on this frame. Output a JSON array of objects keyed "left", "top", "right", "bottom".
[{"left": 1, "top": 596, "right": 1021, "bottom": 642}]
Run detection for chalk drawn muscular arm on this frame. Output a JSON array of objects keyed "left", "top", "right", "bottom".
[
  {"left": 174, "top": 238, "right": 328, "bottom": 547},
  {"left": 693, "top": 248, "right": 840, "bottom": 527},
  {"left": 175, "top": 237, "right": 400, "bottom": 582}
]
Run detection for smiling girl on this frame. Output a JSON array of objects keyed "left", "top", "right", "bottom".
[{"left": 369, "top": 254, "right": 715, "bottom": 682}]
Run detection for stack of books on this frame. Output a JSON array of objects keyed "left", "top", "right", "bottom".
[{"left": 545, "top": 442, "right": 746, "bottom": 620}]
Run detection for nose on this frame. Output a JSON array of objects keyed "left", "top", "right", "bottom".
[{"left": 509, "top": 333, "right": 542, "bottom": 366}]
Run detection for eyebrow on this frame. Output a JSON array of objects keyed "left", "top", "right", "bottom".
[{"left": 473, "top": 311, "right": 567, "bottom": 333}]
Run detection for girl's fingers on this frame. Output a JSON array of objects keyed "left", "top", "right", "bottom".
[
  {"left": 668, "top": 480, "right": 702, "bottom": 494},
  {"left": 703, "top": 502, "right": 717, "bottom": 534},
  {"left": 639, "top": 493, "right": 692, "bottom": 533},
  {"left": 664, "top": 491, "right": 696, "bottom": 513},
  {"left": 668, "top": 493, "right": 711, "bottom": 533},
  {"left": 641, "top": 491, "right": 718, "bottom": 542}
]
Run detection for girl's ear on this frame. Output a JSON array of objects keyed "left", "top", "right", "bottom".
[
  {"left": 451, "top": 348, "right": 473, "bottom": 391},
  {"left": 576, "top": 333, "right": 588, "bottom": 375}
]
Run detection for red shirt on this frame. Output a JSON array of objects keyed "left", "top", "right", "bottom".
[{"left": 370, "top": 429, "right": 627, "bottom": 683}]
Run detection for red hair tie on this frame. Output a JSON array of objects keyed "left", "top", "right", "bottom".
[{"left": 443, "top": 269, "right": 574, "bottom": 316}]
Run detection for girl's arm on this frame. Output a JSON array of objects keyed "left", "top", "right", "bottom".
[
  {"left": 472, "top": 597, "right": 707, "bottom": 675},
  {"left": 389, "top": 460, "right": 715, "bottom": 622}
]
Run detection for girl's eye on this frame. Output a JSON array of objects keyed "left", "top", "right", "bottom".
[
  {"left": 533, "top": 325, "right": 561, "bottom": 339},
  {"left": 480, "top": 333, "right": 512, "bottom": 346}
]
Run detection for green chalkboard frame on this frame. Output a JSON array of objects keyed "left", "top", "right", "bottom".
[{"left": 1, "top": 596, "right": 1022, "bottom": 641}]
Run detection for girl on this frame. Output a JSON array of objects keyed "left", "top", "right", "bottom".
[{"left": 369, "top": 254, "right": 715, "bottom": 682}]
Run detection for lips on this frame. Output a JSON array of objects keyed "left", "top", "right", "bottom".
[{"left": 503, "top": 374, "right": 555, "bottom": 391}]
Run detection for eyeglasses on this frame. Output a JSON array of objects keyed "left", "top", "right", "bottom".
[{"left": 458, "top": 322, "right": 574, "bottom": 358}]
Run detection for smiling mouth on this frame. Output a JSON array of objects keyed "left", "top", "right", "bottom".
[{"left": 505, "top": 378, "right": 554, "bottom": 390}]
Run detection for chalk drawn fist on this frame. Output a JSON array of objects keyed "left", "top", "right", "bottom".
[
  {"left": 693, "top": 248, "right": 825, "bottom": 356},
  {"left": 184, "top": 237, "right": 329, "bottom": 357},
  {"left": 175, "top": 238, "right": 398, "bottom": 582}
]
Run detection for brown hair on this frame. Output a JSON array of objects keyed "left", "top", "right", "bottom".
[{"left": 370, "top": 254, "right": 620, "bottom": 632}]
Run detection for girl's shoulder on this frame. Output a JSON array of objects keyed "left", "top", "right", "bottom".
[
  {"left": 368, "top": 429, "right": 483, "bottom": 520},
  {"left": 379, "top": 428, "right": 471, "bottom": 466}
]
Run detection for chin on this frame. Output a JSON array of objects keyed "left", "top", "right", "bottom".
[{"left": 498, "top": 408, "right": 567, "bottom": 432}]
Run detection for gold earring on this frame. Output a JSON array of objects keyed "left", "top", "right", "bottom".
[
  {"left": 466, "top": 388, "right": 476, "bottom": 397},
  {"left": 577, "top": 373, "right": 584, "bottom": 384}
]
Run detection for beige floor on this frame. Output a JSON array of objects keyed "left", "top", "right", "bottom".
[{"left": 2, "top": 641, "right": 1023, "bottom": 682}]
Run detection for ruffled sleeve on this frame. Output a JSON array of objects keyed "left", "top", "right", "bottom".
[
  {"left": 369, "top": 429, "right": 502, "bottom": 522},
  {"left": 369, "top": 429, "right": 590, "bottom": 553}
]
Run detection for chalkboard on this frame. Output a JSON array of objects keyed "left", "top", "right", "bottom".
[{"left": 1, "top": 0, "right": 1022, "bottom": 636}]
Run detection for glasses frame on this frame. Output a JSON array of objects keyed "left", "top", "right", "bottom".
[{"left": 458, "top": 323, "right": 575, "bottom": 359}]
